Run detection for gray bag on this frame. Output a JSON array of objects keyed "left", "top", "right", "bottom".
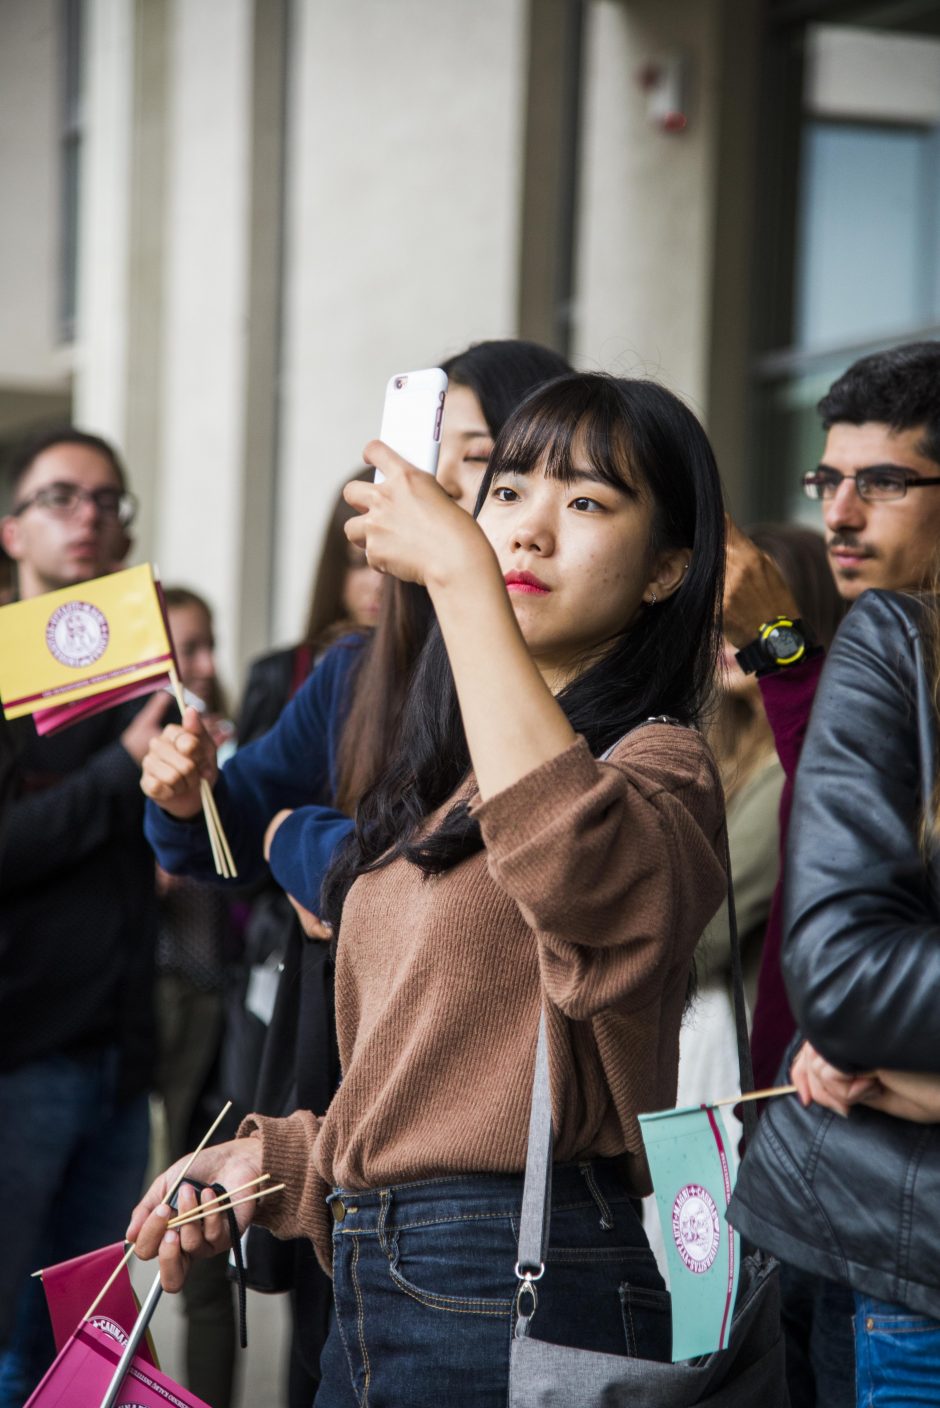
[{"left": 508, "top": 728, "right": 789, "bottom": 1407}]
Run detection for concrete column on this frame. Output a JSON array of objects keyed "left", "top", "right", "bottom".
[
  {"left": 71, "top": 0, "right": 168, "bottom": 564},
  {"left": 72, "top": 0, "right": 136, "bottom": 438},
  {"left": 153, "top": 0, "right": 278, "bottom": 687},
  {"left": 272, "top": 0, "right": 528, "bottom": 643},
  {"left": 0, "top": 0, "right": 65, "bottom": 394},
  {"left": 573, "top": 0, "right": 722, "bottom": 406},
  {"left": 573, "top": 0, "right": 762, "bottom": 509},
  {"left": 0, "top": 0, "right": 71, "bottom": 449}
]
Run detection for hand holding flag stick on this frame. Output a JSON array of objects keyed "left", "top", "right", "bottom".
[
  {"left": 0, "top": 563, "right": 237, "bottom": 877},
  {"left": 166, "top": 664, "right": 237, "bottom": 878},
  {"left": 166, "top": 1181, "right": 285, "bottom": 1230},
  {"left": 90, "top": 1102, "right": 276, "bottom": 1408},
  {"left": 82, "top": 1099, "right": 235, "bottom": 1323}
]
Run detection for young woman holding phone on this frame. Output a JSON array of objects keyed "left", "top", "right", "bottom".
[{"left": 131, "top": 372, "right": 728, "bottom": 1406}]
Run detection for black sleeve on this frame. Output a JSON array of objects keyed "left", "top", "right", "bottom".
[
  {"left": 238, "top": 651, "right": 295, "bottom": 747},
  {"left": 782, "top": 591, "right": 940, "bottom": 1072},
  {"left": 0, "top": 739, "right": 141, "bottom": 893},
  {"left": 0, "top": 715, "right": 16, "bottom": 850}
]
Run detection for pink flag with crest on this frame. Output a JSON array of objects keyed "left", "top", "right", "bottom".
[
  {"left": 24, "top": 1321, "right": 210, "bottom": 1408},
  {"left": 37, "top": 1243, "right": 156, "bottom": 1368}
]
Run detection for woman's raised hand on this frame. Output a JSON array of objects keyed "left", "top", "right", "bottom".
[
  {"left": 344, "top": 443, "right": 492, "bottom": 590},
  {"left": 140, "top": 706, "right": 219, "bottom": 819},
  {"left": 127, "top": 1138, "right": 264, "bottom": 1292}
]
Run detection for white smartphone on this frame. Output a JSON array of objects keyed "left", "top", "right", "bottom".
[{"left": 374, "top": 367, "right": 448, "bottom": 481}]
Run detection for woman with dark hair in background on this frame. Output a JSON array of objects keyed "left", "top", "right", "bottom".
[
  {"left": 133, "top": 371, "right": 728, "bottom": 1406},
  {"left": 142, "top": 338, "right": 571, "bottom": 1405}
]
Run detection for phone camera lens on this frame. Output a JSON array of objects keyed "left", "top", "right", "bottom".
[{"left": 394, "top": 377, "right": 404, "bottom": 389}]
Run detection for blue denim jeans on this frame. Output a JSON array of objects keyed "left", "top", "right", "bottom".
[
  {"left": 314, "top": 1160, "right": 670, "bottom": 1408},
  {"left": 0, "top": 1048, "right": 149, "bottom": 1408},
  {"left": 854, "top": 1295, "right": 940, "bottom": 1407},
  {"left": 779, "top": 1260, "right": 856, "bottom": 1408}
]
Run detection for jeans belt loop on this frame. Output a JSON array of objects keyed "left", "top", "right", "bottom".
[{"left": 377, "top": 1188, "right": 393, "bottom": 1255}]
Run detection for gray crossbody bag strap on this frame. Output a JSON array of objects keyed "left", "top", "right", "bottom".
[{"left": 514, "top": 720, "right": 750, "bottom": 1301}]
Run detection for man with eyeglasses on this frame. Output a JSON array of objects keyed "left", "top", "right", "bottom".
[
  {"left": 722, "top": 340, "right": 940, "bottom": 1408},
  {"left": 0, "top": 427, "right": 170, "bottom": 1405}
]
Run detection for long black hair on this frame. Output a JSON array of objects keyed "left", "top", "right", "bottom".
[
  {"left": 323, "top": 373, "right": 725, "bottom": 931},
  {"left": 441, "top": 339, "right": 571, "bottom": 434}
]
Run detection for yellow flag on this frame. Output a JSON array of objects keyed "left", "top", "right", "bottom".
[{"left": 0, "top": 564, "right": 174, "bottom": 723}]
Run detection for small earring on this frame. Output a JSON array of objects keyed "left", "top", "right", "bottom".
[{"left": 648, "top": 593, "right": 658, "bottom": 605}]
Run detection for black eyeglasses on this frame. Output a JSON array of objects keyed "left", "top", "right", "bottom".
[
  {"left": 802, "top": 466, "right": 940, "bottom": 503},
  {"left": 11, "top": 483, "right": 138, "bottom": 527}
]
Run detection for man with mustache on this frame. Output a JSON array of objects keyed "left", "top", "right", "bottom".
[{"left": 723, "top": 339, "right": 940, "bottom": 1408}]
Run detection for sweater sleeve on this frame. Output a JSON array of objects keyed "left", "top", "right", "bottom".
[
  {"left": 782, "top": 593, "right": 940, "bottom": 1072},
  {"left": 237, "top": 1110, "right": 334, "bottom": 1274},
  {"left": 268, "top": 805, "right": 354, "bottom": 912},
  {"left": 471, "top": 727, "right": 726, "bottom": 1020},
  {"left": 144, "top": 639, "right": 362, "bottom": 887},
  {"left": 747, "top": 654, "right": 824, "bottom": 1087},
  {"left": 758, "top": 652, "right": 825, "bottom": 782}
]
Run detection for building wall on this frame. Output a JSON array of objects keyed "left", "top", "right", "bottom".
[
  {"left": 573, "top": 0, "right": 761, "bottom": 507},
  {"left": 272, "top": 0, "right": 528, "bottom": 644},
  {"left": 574, "top": 0, "right": 721, "bottom": 410},
  {"left": 0, "top": 0, "right": 71, "bottom": 442}
]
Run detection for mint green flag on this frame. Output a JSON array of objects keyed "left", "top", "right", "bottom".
[{"left": 638, "top": 1103, "right": 740, "bottom": 1361}]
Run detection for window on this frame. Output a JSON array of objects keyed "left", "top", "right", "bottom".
[{"left": 752, "top": 18, "right": 940, "bottom": 519}]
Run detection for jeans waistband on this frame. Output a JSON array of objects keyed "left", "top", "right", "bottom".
[{"left": 328, "top": 1158, "right": 634, "bottom": 1232}]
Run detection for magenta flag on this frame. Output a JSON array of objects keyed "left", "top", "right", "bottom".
[
  {"left": 38, "top": 1244, "right": 156, "bottom": 1368},
  {"left": 25, "top": 1321, "right": 210, "bottom": 1408}
]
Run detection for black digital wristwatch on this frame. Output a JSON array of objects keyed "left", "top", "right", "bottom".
[{"left": 735, "top": 616, "right": 820, "bottom": 677}]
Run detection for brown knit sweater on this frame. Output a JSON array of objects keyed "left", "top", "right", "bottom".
[{"left": 240, "top": 727, "right": 726, "bottom": 1271}]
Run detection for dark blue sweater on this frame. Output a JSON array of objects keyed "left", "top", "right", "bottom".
[{"left": 144, "top": 636, "right": 363, "bottom": 911}]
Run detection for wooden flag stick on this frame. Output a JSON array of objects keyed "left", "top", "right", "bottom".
[
  {"left": 166, "top": 666, "right": 236, "bottom": 878},
  {"left": 201, "top": 777, "right": 237, "bottom": 878},
  {"left": 164, "top": 1174, "right": 270, "bottom": 1225},
  {"left": 200, "top": 778, "right": 224, "bottom": 876},
  {"left": 82, "top": 1100, "right": 233, "bottom": 1322},
  {"left": 713, "top": 1084, "right": 797, "bottom": 1108},
  {"left": 200, "top": 779, "right": 225, "bottom": 876},
  {"left": 167, "top": 1183, "right": 285, "bottom": 1230}
]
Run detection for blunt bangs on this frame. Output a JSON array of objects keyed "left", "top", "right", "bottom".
[{"left": 476, "top": 375, "right": 641, "bottom": 513}]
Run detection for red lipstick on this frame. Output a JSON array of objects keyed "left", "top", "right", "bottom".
[{"left": 504, "top": 570, "right": 550, "bottom": 595}]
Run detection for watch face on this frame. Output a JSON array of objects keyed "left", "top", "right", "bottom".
[{"left": 765, "top": 625, "right": 802, "bottom": 661}]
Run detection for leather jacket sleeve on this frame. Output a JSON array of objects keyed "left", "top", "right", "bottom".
[{"left": 782, "top": 590, "right": 940, "bottom": 1073}]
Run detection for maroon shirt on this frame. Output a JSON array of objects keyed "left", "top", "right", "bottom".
[{"left": 750, "top": 653, "right": 825, "bottom": 1090}]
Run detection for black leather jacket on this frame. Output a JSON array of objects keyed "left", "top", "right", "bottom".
[{"left": 729, "top": 590, "right": 940, "bottom": 1316}]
